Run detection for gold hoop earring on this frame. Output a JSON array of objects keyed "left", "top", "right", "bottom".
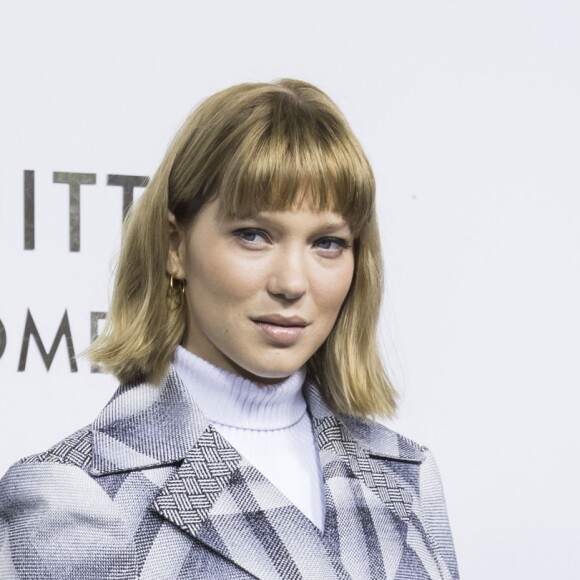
[
  {"left": 168, "top": 275, "right": 186, "bottom": 309},
  {"left": 170, "top": 275, "right": 186, "bottom": 294}
]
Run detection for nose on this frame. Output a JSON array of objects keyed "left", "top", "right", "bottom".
[{"left": 267, "top": 247, "right": 308, "bottom": 301}]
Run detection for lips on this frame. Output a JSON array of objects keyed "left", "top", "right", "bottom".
[
  {"left": 251, "top": 315, "right": 309, "bottom": 344},
  {"left": 252, "top": 314, "right": 308, "bottom": 327}
]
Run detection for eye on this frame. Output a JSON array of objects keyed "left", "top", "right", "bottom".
[
  {"left": 233, "top": 228, "right": 270, "bottom": 247},
  {"left": 314, "top": 237, "right": 351, "bottom": 255}
]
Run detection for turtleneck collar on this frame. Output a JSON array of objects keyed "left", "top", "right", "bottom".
[{"left": 172, "top": 346, "right": 307, "bottom": 431}]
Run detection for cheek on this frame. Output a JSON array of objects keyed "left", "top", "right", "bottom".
[
  {"left": 186, "top": 250, "right": 260, "bottom": 304},
  {"left": 313, "top": 260, "right": 355, "bottom": 317}
]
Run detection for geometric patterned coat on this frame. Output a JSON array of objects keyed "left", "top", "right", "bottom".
[{"left": 0, "top": 369, "right": 459, "bottom": 579}]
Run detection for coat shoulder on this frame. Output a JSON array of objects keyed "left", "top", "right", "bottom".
[
  {"left": 17, "top": 426, "right": 93, "bottom": 469},
  {"left": 0, "top": 428, "right": 137, "bottom": 579}
]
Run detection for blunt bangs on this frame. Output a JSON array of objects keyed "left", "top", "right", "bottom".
[{"left": 215, "top": 92, "right": 375, "bottom": 236}]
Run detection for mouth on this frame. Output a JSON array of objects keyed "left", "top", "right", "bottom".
[
  {"left": 251, "top": 315, "right": 309, "bottom": 344},
  {"left": 252, "top": 314, "right": 308, "bottom": 327}
]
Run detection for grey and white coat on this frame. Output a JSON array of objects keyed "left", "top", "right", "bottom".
[{"left": 0, "top": 370, "right": 459, "bottom": 579}]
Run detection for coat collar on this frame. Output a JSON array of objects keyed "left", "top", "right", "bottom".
[
  {"left": 304, "top": 380, "right": 425, "bottom": 464},
  {"left": 89, "top": 370, "right": 210, "bottom": 475},
  {"left": 90, "top": 369, "right": 424, "bottom": 476},
  {"left": 304, "top": 382, "right": 419, "bottom": 523}
]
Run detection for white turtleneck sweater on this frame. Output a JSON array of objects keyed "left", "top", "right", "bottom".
[{"left": 173, "top": 346, "right": 326, "bottom": 531}]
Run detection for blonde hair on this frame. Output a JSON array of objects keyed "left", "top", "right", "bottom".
[{"left": 88, "top": 79, "right": 397, "bottom": 418}]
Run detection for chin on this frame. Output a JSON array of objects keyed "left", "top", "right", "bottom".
[
  {"left": 231, "top": 357, "right": 305, "bottom": 384},
  {"left": 244, "top": 368, "right": 298, "bottom": 384}
]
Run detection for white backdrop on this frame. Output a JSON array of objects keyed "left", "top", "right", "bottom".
[{"left": 1, "top": 2, "right": 579, "bottom": 578}]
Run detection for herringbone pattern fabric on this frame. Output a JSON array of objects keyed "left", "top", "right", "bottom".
[
  {"left": 19, "top": 428, "right": 92, "bottom": 468},
  {"left": 315, "top": 416, "right": 414, "bottom": 521},
  {"left": 153, "top": 427, "right": 242, "bottom": 536}
]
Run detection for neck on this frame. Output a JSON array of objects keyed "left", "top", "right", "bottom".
[{"left": 172, "top": 346, "right": 307, "bottom": 430}]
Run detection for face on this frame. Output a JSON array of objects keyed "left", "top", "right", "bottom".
[{"left": 167, "top": 200, "right": 355, "bottom": 383}]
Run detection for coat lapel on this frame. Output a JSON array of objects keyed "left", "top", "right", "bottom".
[
  {"left": 152, "top": 426, "right": 243, "bottom": 538},
  {"left": 313, "top": 415, "right": 414, "bottom": 522},
  {"left": 305, "top": 380, "right": 420, "bottom": 523}
]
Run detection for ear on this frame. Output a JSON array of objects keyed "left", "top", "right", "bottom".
[{"left": 166, "top": 211, "right": 187, "bottom": 279}]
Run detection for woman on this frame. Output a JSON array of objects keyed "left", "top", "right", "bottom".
[{"left": 0, "top": 80, "right": 459, "bottom": 579}]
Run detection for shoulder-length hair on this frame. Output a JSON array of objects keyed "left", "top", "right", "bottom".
[{"left": 88, "top": 79, "right": 397, "bottom": 418}]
